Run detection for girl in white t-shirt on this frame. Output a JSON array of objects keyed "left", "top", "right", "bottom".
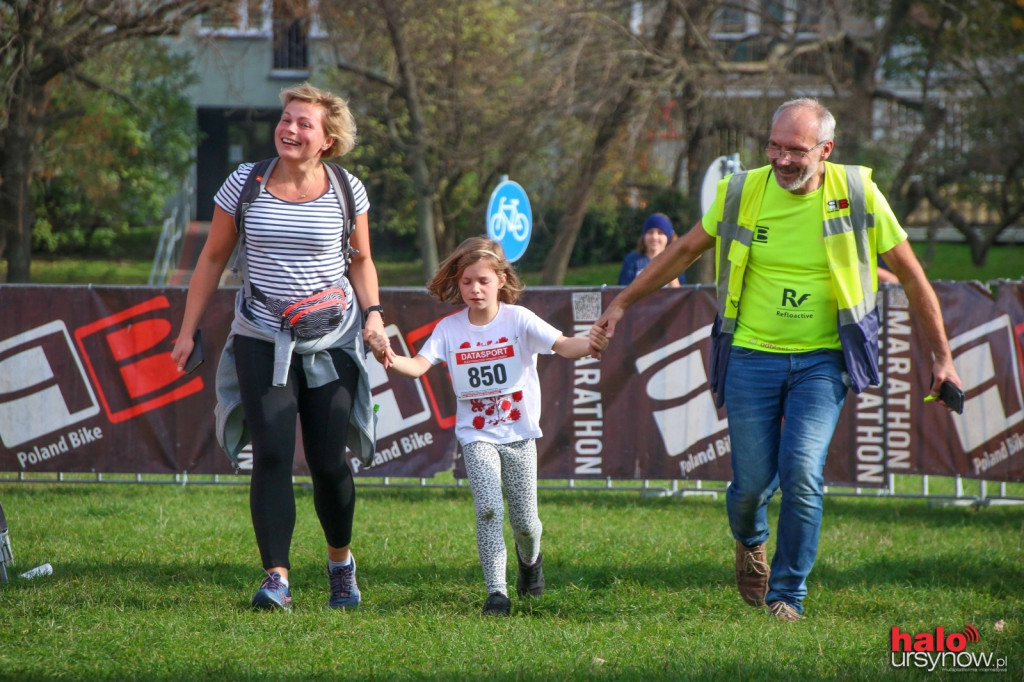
[{"left": 366, "top": 236, "right": 591, "bottom": 616}]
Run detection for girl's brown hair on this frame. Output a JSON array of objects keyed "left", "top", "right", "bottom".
[{"left": 428, "top": 237, "right": 524, "bottom": 305}]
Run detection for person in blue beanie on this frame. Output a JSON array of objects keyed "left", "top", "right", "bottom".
[{"left": 618, "top": 213, "right": 686, "bottom": 287}]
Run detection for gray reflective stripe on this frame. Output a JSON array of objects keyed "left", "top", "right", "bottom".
[
  {"left": 822, "top": 166, "right": 866, "bottom": 237},
  {"left": 718, "top": 220, "right": 754, "bottom": 246},
  {"left": 847, "top": 166, "right": 866, "bottom": 232},
  {"left": 716, "top": 174, "right": 755, "bottom": 315},
  {"left": 716, "top": 173, "right": 757, "bottom": 296},
  {"left": 822, "top": 215, "right": 847, "bottom": 237},
  {"left": 716, "top": 246, "right": 731, "bottom": 307},
  {"left": 721, "top": 173, "right": 747, "bottom": 224},
  {"left": 838, "top": 297, "right": 875, "bottom": 326},
  {"left": 819, "top": 166, "right": 877, "bottom": 321},
  {"left": 845, "top": 168, "right": 875, "bottom": 314},
  {"left": 716, "top": 220, "right": 753, "bottom": 312}
]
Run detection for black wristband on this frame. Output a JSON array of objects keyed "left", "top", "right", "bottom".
[{"left": 363, "top": 304, "right": 384, "bottom": 320}]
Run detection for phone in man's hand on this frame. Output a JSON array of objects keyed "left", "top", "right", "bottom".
[
  {"left": 184, "top": 329, "right": 204, "bottom": 374},
  {"left": 924, "top": 378, "right": 964, "bottom": 414},
  {"left": 937, "top": 380, "right": 964, "bottom": 414}
]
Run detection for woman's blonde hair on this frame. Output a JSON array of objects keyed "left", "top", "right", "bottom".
[
  {"left": 428, "top": 236, "right": 524, "bottom": 305},
  {"left": 279, "top": 83, "right": 356, "bottom": 159}
]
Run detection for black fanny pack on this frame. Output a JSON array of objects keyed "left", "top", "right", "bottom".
[{"left": 252, "top": 283, "right": 348, "bottom": 339}]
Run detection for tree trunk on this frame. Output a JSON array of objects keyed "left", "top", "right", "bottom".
[
  {"left": 2, "top": 73, "right": 48, "bottom": 283},
  {"left": 410, "top": 150, "right": 439, "bottom": 278},
  {"left": 683, "top": 116, "right": 714, "bottom": 285},
  {"left": 382, "top": 0, "right": 439, "bottom": 280}
]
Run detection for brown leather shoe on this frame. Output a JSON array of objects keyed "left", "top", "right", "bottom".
[
  {"left": 735, "top": 541, "right": 769, "bottom": 607},
  {"left": 767, "top": 600, "right": 803, "bottom": 621}
]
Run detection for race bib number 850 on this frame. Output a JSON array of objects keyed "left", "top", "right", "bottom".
[{"left": 449, "top": 339, "right": 526, "bottom": 399}]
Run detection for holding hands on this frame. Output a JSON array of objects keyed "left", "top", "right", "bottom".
[
  {"left": 364, "top": 329, "right": 395, "bottom": 368},
  {"left": 587, "top": 304, "right": 624, "bottom": 360}
]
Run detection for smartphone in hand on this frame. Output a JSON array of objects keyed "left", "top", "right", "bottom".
[
  {"left": 925, "top": 378, "right": 964, "bottom": 414},
  {"left": 184, "top": 329, "right": 204, "bottom": 374},
  {"left": 937, "top": 380, "right": 964, "bottom": 414}
]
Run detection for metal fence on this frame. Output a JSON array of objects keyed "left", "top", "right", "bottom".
[
  {"left": 2, "top": 470, "right": 1021, "bottom": 509},
  {"left": 148, "top": 170, "right": 195, "bottom": 286}
]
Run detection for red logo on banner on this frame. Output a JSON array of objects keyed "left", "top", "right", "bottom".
[
  {"left": 405, "top": 314, "right": 458, "bottom": 430},
  {"left": 1015, "top": 321, "right": 1024, "bottom": 389},
  {"left": 366, "top": 326, "right": 434, "bottom": 441},
  {"left": 73, "top": 296, "right": 202, "bottom": 423}
]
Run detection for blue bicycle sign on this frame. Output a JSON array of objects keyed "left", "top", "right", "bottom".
[{"left": 486, "top": 179, "right": 532, "bottom": 262}]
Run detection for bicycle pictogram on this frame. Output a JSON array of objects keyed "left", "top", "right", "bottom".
[
  {"left": 488, "top": 197, "right": 530, "bottom": 242},
  {"left": 486, "top": 178, "right": 532, "bottom": 262}
]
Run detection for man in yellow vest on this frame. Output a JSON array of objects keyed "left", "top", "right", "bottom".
[{"left": 589, "top": 98, "right": 961, "bottom": 621}]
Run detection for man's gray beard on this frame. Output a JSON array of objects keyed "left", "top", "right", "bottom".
[{"left": 774, "top": 160, "right": 818, "bottom": 191}]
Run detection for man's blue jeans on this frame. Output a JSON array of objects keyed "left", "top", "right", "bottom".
[{"left": 724, "top": 347, "right": 848, "bottom": 613}]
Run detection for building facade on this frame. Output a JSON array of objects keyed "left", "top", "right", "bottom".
[{"left": 170, "top": 0, "right": 334, "bottom": 219}]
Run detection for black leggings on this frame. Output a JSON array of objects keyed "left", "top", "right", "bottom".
[{"left": 234, "top": 335, "right": 358, "bottom": 570}]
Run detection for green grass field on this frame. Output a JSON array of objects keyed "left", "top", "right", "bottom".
[{"left": 0, "top": 477, "right": 1021, "bottom": 680}]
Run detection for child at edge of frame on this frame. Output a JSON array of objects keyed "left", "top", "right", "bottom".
[{"left": 364, "top": 236, "right": 594, "bottom": 617}]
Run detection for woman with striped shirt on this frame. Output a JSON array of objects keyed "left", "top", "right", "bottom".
[{"left": 172, "top": 83, "right": 384, "bottom": 611}]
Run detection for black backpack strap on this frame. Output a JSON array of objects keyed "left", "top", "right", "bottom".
[
  {"left": 324, "top": 162, "right": 358, "bottom": 263},
  {"left": 234, "top": 157, "right": 277, "bottom": 235},
  {"left": 231, "top": 157, "right": 276, "bottom": 312}
]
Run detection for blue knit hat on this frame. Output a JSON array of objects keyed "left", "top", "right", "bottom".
[{"left": 642, "top": 213, "right": 674, "bottom": 240}]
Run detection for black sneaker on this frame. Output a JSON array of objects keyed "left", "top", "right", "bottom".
[
  {"left": 516, "top": 550, "right": 545, "bottom": 598},
  {"left": 481, "top": 591, "right": 511, "bottom": 616}
]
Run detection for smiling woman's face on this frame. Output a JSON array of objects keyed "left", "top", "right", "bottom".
[{"left": 275, "top": 100, "right": 332, "bottom": 160}]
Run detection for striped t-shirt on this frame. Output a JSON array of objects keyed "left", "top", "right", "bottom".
[{"left": 214, "top": 162, "right": 370, "bottom": 330}]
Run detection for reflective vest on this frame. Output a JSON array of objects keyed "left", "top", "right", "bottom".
[{"left": 708, "top": 162, "right": 882, "bottom": 407}]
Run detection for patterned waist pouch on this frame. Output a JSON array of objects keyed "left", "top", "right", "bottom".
[{"left": 251, "top": 281, "right": 349, "bottom": 339}]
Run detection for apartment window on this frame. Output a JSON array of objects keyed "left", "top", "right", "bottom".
[
  {"left": 713, "top": 0, "right": 825, "bottom": 39},
  {"left": 763, "top": 0, "right": 786, "bottom": 27},
  {"left": 273, "top": 0, "right": 311, "bottom": 70},
  {"left": 714, "top": 4, "right": 752, "bottom": 36},
  {"left": 764, "top": 0, "right": 824, "bottom": 37},
  {"left": 198, "top": 0, "right": 269, "bottom": 35},
  {"left": 794, "top": 2, "right": 823, "bottom": 35}
]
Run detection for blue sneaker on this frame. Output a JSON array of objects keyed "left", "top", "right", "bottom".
[
  {"left": 327, "top": 557, "right": 361, "bottom": 608},
  {"left": 251, "top": 571, "right": 292, "bottom": 610}
]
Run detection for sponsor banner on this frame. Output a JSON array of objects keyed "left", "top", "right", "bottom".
[
  {"left": 0, "top": 286, "right": 233, "bottom": 474},
  {"left": 535, "top": 287, "right": 732, "bottom": 481},
  {"left": 0, "top": 285, "right": 456, "bottom": 478},
  {"left": 357, "top": 291, "right": 461, "bottom": 477},
  {"left": 915, "top": 282, "right": 1024, "bottom": 482},
  {"left": 1, "top": 282, "right": 1022, "bottom": 484}
]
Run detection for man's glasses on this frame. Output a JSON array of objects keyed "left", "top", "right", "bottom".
[{"left": 764, "top": 140, "right": 828, "bottom": 161}]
